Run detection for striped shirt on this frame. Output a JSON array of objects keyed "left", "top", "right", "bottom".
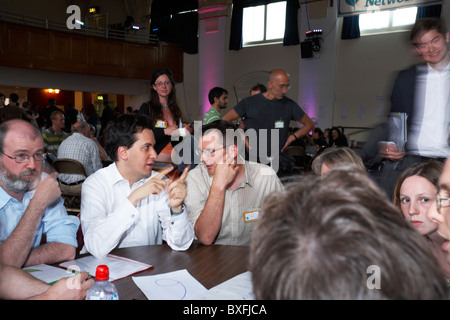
[
  {"left": 203, "top": 107, "right": 222, "bottom": 125},
  {"left": 42, "top": 127, "right": 70, "bottom": 156},
  {"left": 185, "top": 161, "right": 284, "bottom": 246}
]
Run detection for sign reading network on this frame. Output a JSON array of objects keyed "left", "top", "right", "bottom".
[{"left": 338, "top": 0, "right": 441, "bottom": 16}]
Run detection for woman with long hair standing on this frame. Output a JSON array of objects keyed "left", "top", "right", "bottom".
[{"left": 140, "top": 68, "right": 185, "bottom": 162}]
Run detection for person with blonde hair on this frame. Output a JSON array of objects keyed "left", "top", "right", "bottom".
[{"left": 311, "top": 147, "right": 366, "bottom": 176}]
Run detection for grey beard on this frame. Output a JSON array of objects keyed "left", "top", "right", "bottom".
[{"left": 0, "top": 169, "right": 39, "bottom": 194}]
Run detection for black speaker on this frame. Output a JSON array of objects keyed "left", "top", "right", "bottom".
[{"left": 301, "top": 41, "right": 313, "bottom": 59}]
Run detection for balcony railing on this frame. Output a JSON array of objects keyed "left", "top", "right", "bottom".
[{"left": 0, "top": 8, "right": 158, "bottom": 45}]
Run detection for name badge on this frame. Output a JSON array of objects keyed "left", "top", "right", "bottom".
[
  {"left": 155, "top": 120, "right": 167, "bottom": 128},
  {"left": 275, "top": 120, "right": 284, "bottom": 129},
  {"left": 243, "top": 210, "right": 260, "bottom": 223}
]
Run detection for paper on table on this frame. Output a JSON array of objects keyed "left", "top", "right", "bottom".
[
  {"left": 132, "top": 269, "right": 207, "bottom": 300},
  {"left": 59, "top": 254, "right": 152, "bottom": 281},
  {"left": 194, "top": 271, "right": 254, "bottom": 300},
  {"left": 23, "top": 264, "right": 73, "bottom": 284}
]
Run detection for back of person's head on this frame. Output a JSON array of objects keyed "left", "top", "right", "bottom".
[
  {"left": 9, "top": 93, "right": 18, "bottom": 104},
  {"left": 313, "top": 127, "right": 324, "bottom": 137},
  {"left": 250, "top": 83, "right": 267, "bottom": 94},
  {"left": 311, "top": 147, "right": 365, "bottom": 175},
  {"left": 48, "top": 98, "right": 56, "bottom": 106},
  {"left": 208, "top": 87, "right": 228, "bottom": 105},
  {"left": 105, "top": 114, "right": 153, "bottom": 161},
  {"left": 71, "top": 121, "right": 89, "bottom": 134},
  {"left": 393, "top": 160, "right": 443, "bottom": 208},
  {"left": 250, "top": 169, "right": 449, "bottom": 299},
  {"left": 87, "top": 103, "right": 97, "bottom": 114},
  {"left": 410, "top": 17, "right": 448, "bottom": 43}
]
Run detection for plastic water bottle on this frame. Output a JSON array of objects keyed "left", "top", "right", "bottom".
[{"left": 86, "top": 265, "right": 119, "bottom": 300}]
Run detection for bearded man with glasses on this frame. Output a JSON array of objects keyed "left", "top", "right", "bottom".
[{"left": 0, "top": 120, "right": 79, "bottom": 268}]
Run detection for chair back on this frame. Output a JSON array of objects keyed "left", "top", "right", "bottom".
[
  {"left": 53, "top": 159, "right": 87, "bottom": 177},
  {"left": 285, "top": 146, "right": 306, "bottom": 157}
]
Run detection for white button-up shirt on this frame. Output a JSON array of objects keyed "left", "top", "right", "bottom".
[
  {"left": 413, "top": 61, "right": 450, "bottom": 157},
  {"left": 80, "top": 162, "right": 194, "bottom": 258}
]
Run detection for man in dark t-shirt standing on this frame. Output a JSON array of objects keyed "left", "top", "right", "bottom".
[{"left": 223, "top": 68, "right": 315, "bottom": 166}]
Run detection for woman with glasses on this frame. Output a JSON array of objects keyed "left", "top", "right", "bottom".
[
  {"left": 393, "top": 160, "right": 450, "bottom": 282},
  {"left": 139, "top": 68, "right": 187, "bottom": 162}
]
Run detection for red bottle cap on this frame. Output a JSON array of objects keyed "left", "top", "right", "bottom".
[{"left": 95, "top": 265, "right": 110, "bottom": 281}]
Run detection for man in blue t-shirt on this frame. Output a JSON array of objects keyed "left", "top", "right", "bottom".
[{"left": 223, "top": 68, "right": 315, "bottom": 165}]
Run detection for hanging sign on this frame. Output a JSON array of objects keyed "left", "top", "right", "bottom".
[{"left": 338, "top": 0, "right": 441, "bottom": 16}]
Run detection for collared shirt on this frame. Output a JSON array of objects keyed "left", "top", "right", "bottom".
[
  {"left": 42, "top": 127, "right": 70, "bottom": 156},
  {"left": 0, "top": 172, "right": 79, "bottom": 248},
  {"left": 412, "top": 60, "right": 450, "bottom": 158},
  {"left": 203, "top": 107, "right": 222, "bottom": 125},
  {"left": 57, "top": 133, "right": 102, "bottom": 183},
  {"left": 80, "top": 162, "right": 194, "bottom": 258},
  {"left": 185, "top": 161, "right": 284, "bottom": 246}
]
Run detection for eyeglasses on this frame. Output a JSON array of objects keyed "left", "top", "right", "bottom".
[
  {"left": 1, "top": 151, "right": 46, "bottom": 163},
  {"left": 196, "top": 146, "right": 226, "bottom": 158},
  {"left": 277, "top": 84, "right": 291, "bottom": 90},
  {"left": 154, "top": 81, "right": 172, "bottom": 87},
  {"left": 436, "top": 194, "right": 450, "bottom": 214}
]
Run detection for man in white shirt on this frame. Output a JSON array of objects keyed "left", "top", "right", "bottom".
[
  {"left": 57, "top": 121, "right": 103, "bottom": 194},
  {"left": 80, "top": 114, "right": 194, "bottom": 258},
  {"left": 376, "top": 17, "right": 450, "bottom": 198}
]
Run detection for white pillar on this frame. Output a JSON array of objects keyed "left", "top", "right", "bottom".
[{"left": 198, "top": 3, "right": 228, "bottom": 118}]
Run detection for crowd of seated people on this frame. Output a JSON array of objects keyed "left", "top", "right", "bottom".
[{"left": 1, "top": 59, "right": 449, "bottom": 300}]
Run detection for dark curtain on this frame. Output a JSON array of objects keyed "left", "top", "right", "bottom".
[
  {"left": 229, "top": 0, "right": 300, "bottom": 51},
  {"left": 284, "top": 0, "right": 300, "bottom": 46},
  {"left": 341, "top": 15, "right": 360, "bottom": 40},
  {"left": 416, "top": 4, "right": 442, "bottom": 19},
  {"left": 150, "top": 0, "right": 198, "bottom": 54}
]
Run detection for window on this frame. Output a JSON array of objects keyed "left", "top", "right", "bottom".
[
  {"left": 359, "top": 6, "right": 417, "bottom": 36},
  {"left": 242, "top": 1, "right": 286, "bottom": 47}
]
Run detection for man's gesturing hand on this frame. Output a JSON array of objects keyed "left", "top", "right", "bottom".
[
  {"left": 127, "top": 166, "right": 175, "bottom": 207},
  {"left": 167, "top": 166, "right": 189, "bottom": 213}
]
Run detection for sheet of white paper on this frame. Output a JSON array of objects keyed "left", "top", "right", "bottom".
[
  {"left": 23, "top": 264, "right": 72, "bottom": 284},
  {"left": 132, "top": 269, "right": 207, "bottom": 300},
  {"left": 59, "top": 254, "right": 152, "bottom": 281},
  {"left": 194, "top": 271, "right": 254, "bottom": 300}
]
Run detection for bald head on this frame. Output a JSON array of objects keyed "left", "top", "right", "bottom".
[
  {"left": 266, "top": 69, "right": 291, "bottom": 100},
  {"left": 0, "top": 120, "right": 42, "bottom": 152},
  {"left": 71, "top": 121, "right": 91, "bottom": 137},
  {"left": 269, "top": 69, "right": 289, "bottom": 81}
]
